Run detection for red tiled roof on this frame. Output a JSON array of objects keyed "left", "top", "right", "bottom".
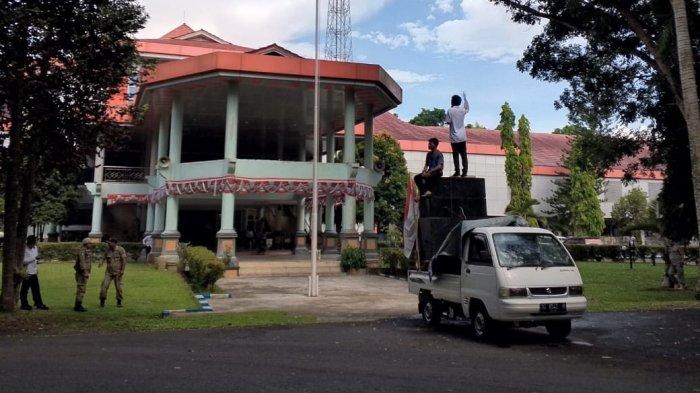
[
  {"left": 369, "top": 113, "right": 659, "bottom": 178},
  {"left": 248, "top": 43, "right": 302, "bottom": 58},
  {"left": 161, "top": 23, "right": 195, "bottom": 39},
  {"left": 138, "top": 38, "right": 252, "bottom": 53}
]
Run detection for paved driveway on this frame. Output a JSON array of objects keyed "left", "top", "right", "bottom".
[{"left": 212, "top": 275, "right": 417, "bottom": 321}]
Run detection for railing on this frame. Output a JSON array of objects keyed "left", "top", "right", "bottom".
[{"left": 103, "top": 166, "right": 148, "bottom": 183}]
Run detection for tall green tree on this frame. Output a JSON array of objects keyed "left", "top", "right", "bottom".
[
  {"left": 499, "top": 103, "right": 538, "bottom": 225},
  {"left": 409, "top": 108, "right": 446, "bottom": 126},
  {"left": 0, "top": 0, "right": 147, "bottom": 311},
  {"left": 611, "top": 188, "right": 649, "bottom": 233},
  {"left": 545, "top": 131, "right": 610, "bottom": 236},
  {"left": 357, "top": 134, "right": 409, "bottom": 232},
  {"left": 568, "top": 168, "right": 606, "bottom": 237},
  {"left": 488, "top": 0, "right": 700, "bottom": 241},
  {"left": 30, "top": 171, "right": 81, "bottom": 231}
]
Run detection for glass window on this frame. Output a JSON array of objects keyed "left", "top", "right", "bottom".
[
  {"left": 493, "top": 233, "right": 574, "bottom": 268},
  {"left": 466, "top": 234, "right": 493, "bottom": 266}
]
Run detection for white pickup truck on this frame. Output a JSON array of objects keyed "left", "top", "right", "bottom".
[{"left": 408, "top": 221, "right": 587, "bottom": 339}]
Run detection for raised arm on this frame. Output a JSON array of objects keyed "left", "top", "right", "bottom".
[{"left": 462, "top": 92, "right": 469, "bottom": 113}]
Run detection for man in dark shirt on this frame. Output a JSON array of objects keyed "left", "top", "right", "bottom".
[{"left": 414, "top": 137, "right": 444, "bottom": 198}]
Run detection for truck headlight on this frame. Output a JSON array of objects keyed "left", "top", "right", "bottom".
[
  {"left": 568, "top": 286, "right": 583, "bottom": 296},
  {"left": 499, "top": 287, "right": 527, "bottom": 298}
]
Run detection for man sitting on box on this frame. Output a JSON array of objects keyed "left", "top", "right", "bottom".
[{"left": 414, "top": 137, "right": 444, "bottom": 198}]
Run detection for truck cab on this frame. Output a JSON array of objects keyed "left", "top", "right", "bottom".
[{"left": 408, "top": 226, "right": 587, "bottom": 339}]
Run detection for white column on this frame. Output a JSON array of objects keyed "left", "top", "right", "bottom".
[
  {"left": 89, "top": 149, "right": 105, "bottom": 239},
  {"left": 341, "top": 88, "right": 356, "bottom": 234},
  {"left": 145, "top": 203, "right": 155, "bottom": 234},
  {"left": 324, "top": 130, "right": 336, "bottom": 234},
  {"left": 363, "top": 105, "right": 375, "bottom": 234},
  {"left": 163, "top": 94, "right": 183, "bottom": 236}
]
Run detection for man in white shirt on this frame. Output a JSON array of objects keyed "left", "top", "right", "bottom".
[
  {"left": 20, "top": 236, "right": 49, "bottom": 310},
  {"left": 444, "top": 92, "right": 470, "bottom": 177}
]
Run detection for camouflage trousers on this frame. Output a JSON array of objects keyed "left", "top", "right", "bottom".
[
  {"left": 75, "top": 273, "right": 90, "bottom": 302},
  {"left": 99, "top": 272, "right": 123, "bottom": 301}
]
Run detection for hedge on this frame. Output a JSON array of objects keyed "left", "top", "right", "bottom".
[
  {"left": 564, "top": 244, "right": 699, "bottom": 263},
  {"left": 35, "top": 242, "right": 143, "bottom": 262},
  {"left": 340, "top": 246, "right": 367, "bottom": 271},
  {"left": 179, "top": 245, "right": 225, "bottom": 292},
  {"left": 379, "top": 247, "right": 409, "bottom": 273}
]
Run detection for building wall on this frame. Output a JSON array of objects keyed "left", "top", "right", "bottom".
[{"left": 403, "top": 150, "right": 663, "bottom": 218}]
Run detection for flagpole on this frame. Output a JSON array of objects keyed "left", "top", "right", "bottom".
[{"left": 309, "top": 0, "right": 320, "bottom": 297}]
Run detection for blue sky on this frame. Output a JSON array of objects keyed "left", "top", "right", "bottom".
[{"left": 138, "top": 0, "right": 569, "bottom": 132}]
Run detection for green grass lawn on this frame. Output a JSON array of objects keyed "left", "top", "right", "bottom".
[
  {"left": 0, "top": 262, "right": 315, "bottom": 335},
  {"left": 578, "top": 261, "right": 700, "bottom": 312}
]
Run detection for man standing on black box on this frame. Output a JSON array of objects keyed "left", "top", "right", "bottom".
[
  {"left": 445, "top": 92, "right": 469, "bottom": 177},
  {"left": 414, "top": 137, "right": 444, "bottom": 198}
]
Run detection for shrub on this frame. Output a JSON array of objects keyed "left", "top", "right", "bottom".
[
  {"left": 340, "top": 246, "right": 366, "bottom": 272},
  {"left": 179, "top": 245, "right": 225, "bottom": 292},
  {"left": 36, "top": 242, "right": 142, "bottom": 262},
  {"left": 379, "top": 247, "right": 408, "bottom": 272}
]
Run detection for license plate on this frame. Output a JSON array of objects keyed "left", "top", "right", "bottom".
[{"left": 539, "top": 303, "right": 566, "bottom": 313}]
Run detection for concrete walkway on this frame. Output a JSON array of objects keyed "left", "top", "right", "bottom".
[{"left": 211, "top": 275, "right": 417, "bottom": 322}]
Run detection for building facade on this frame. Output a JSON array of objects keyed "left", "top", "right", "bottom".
[{"left": 87, "top": 24, "right": 401, "bottom": 266}]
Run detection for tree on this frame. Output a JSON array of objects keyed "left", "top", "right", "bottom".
[
  {"left": 409, "top": 108, "right": 446, "bottom": 126},
  {"left": 488, "top": 0, "right": 700, "bottom": 242},
  {"left": 545, "top": 131, "right": 609, "bottom": 236},
  {"left": 30, "top": 171, "right": 81, "bottom": 233},
  {"left": 466, "top": 122, "right": 486, "bottom": 129},
  {"left": 553, "top": 124, "right": 587, "bottom": 135},
  {"left": 499, "top": 103, "right": 538, "bottom": 225},
  {"left": 0, "top": 1, "right": 147, "bottom": 311},
  {"left": 611, "top": 188, "right": 649, "bottom": 233},
  {"left": 357, "top": 134, "right": 409, "bottom": 232},
  {"left": 568, "top": 168, "right": 606, "bottom": 237}
]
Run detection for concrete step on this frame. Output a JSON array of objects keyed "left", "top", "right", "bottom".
[{"left": 228, "top": 260, "right": 343, "bottom": 278}]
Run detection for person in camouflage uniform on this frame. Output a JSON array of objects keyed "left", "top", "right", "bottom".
[
  {"left": 99, "top": 238, "right": 127, "bottom": 307},
  {"left": 664, "top": 240, "right": 687, "bottom": 289},
  {"left": 74, "top": 238, "right": 95, "bottom": 312}
]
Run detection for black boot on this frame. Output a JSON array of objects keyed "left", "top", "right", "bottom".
[
  {"left": 74, "top": 301, "right": 87, "bottom": 312},
  {"left": 100, "top": 298, "right": 105, "bottom": 308},
  {"left": 116, "top": 299, "right": 122, "bottom": 308}
]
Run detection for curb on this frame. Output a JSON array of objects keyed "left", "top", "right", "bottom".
[{"left": 162, "top": 292, "right": 232, "bottom": 317}]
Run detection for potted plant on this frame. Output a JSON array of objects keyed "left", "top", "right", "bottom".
[{"left": 340, "top": 246, "right": 366, "bottom": 275}]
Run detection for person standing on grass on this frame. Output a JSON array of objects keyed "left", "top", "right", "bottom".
[
  {"left": 19, "top": 235, "right": 49, "bottom": 311},
  {"left": 99, "top": 237, "right": 127, "bottom": 308},
  {"left": 444, "top": 92, "right": 470, "bottom": 177},
  {"left": 74, "top": 238, "right": 95, "bottom": 312},
  {"left": 413, "top": 137, "right": 444, "bottom": 198}
]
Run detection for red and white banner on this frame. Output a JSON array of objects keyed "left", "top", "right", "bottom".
[{"left": 106, "top": 175, "right": 375, "bottom": 207}]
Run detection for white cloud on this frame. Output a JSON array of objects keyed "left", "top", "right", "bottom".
[
  {"left": 399, "top": 0, "right": 542, "bottom": 63},
  {"left": 352, "top": 31, "right": 410, "bottom": 49},
  {"left": 137, "top": 0, "right": 392, "bottom": 48},
  {"left": 279, "top": 42, "right": 317, "bottom": 58},
  {"left": 387, "top": 69, "right": 439, "bottom": 84},
  {"left": 433, "top": 0, "right": 455, "bottom": 13}
]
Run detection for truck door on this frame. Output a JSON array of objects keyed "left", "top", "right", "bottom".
[{"left": 461, "top": 233, "right": 498, "bottom": 316}]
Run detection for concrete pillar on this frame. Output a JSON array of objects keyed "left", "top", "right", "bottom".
[
  {"left": 158, "top": 94, "right": 183, "bottom": 269},
  {"left": 294, "top": 197, "right": 309, "bottom": 256},
  {"left": 340, "top": 88, "right": 359, "bottom": 251},
  {"left": 89, "top": 194, "right": 103, "bottom": 240},
  {"left": 362, "top": 105, "right": 378, "bottom": 259},
  {"left": 323, "top": 130, "right": 338, "bottom": 254},
  {"left": 90, "top": 147, "right": 105, "bottom": 241},
  {"left": 217, "top": 82, "right": 239, "bottom": 265},
  {"left": 145, "top": 203, "right": 155, "bottom": 235}
]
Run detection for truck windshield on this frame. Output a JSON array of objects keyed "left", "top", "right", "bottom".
[{"left": 493, "top": 233, "right": 574, "bottom": 268}]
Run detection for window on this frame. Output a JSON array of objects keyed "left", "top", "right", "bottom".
[
  {"left": 492, "top": 233, "right": 574, "bottom": 268},
  {"left": 467, "top": 234, "right": 493, "bottom": 266},
  {"left": 126, "top": 71, "right": 140, "bottom": 101}
]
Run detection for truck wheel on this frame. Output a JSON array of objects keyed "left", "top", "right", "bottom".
[
  {"left": 545, "top": 320, "right": 572, "bottom": 340},
  {"left": 469, "top": 304, "right": 493, "bottom": 339},
  {"left": 421, "top": 298, "right": 441, "bottom": 326}
]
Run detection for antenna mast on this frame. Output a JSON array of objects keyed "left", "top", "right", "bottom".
[{"left": 325, "top": 0, "right": 352, "bottom": 61}]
